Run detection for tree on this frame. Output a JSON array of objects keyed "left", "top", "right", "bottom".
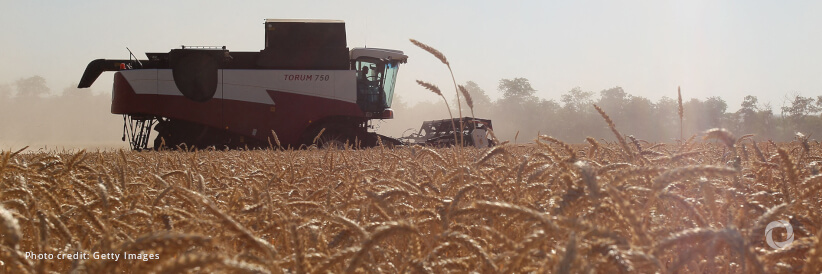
[
  {"left": 462, "top": 81, "right": 492, "bottom": 108},
  {"left": 740, "top": 95, "right": 759, "bottom": 112},
  {"left": 736, "top": 95, "right": 761, "bottom": 135},
  {"left": 553, "top": 87, "right": 599, "bottom": 141},
  {"left": 561, "top": 87, "right": 593, "bottom": 113},
  {"left": 654, "top": 96, "right": 680, "bottom": 141},
  {"left": 15, "top": 76, "right": 50, "bottom": 98},
  {"left": 623, "top": 95, "right": 654, "bottom": 139},
  {"left": 755, "top": 102, "right": 776, "bottom": 139},
  {"left": 782, "top": 95, "right": 820, "bottom": 119},
  {"left": 781, "top": 95, "right": 821, "bottom": 133},
  {"left": 703, "top": 96, "right": 728, "bottom": 127},
  {"left": 682, "top": 98, "right": 708, "bottom": 134},
  {"left": 498, "top": 78, "right": 537, "bottom": 104},
  {"left": 596, "top": 87, "right": 629, "bottom": 117}
]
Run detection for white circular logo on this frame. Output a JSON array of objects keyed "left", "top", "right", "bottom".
[{"left": 765, "top": 220, "right": 794, "bottom": 249}]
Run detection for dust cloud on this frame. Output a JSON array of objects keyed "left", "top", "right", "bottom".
[{"left": 0, "top": 76, "right": 125, "bottom": 150}]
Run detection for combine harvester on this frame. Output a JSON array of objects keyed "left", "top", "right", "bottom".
[{"left": 79, "top": 19, "right": 408, "bottom": 150}]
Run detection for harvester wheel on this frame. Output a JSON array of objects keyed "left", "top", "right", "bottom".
[{"left": 152, "top": 120, "right": 213, "bottom": 150}]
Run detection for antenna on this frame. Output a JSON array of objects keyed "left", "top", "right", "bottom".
[
  {"left": 126, "top": 47, "right": 143, "bottom": 68},
  {"left": 364, "top": 17, "right": 368, "bottom": 48}
]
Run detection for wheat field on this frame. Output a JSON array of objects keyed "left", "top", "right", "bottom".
[
  {"left": 0, "top": 131, "right": 820, "bottom": 273},
  {"left": 1, "top": 38, "right": 820, "bottom": 274}
]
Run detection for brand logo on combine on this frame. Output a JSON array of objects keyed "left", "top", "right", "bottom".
[{"left": 765, "top": 220, "right": 794, "bottom": 249}]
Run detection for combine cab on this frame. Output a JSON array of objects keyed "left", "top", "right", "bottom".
[
  {"left": 78, "top": 19, "right": 407, "bottom": 150},
  {"left": 402, "top": 117, "right": 495, "bottom": 147}
]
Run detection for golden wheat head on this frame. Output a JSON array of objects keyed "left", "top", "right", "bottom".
[{"left": 409, "top": 39, "right": 449, "bottom": 65}]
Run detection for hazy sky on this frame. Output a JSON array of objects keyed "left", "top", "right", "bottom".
[{"left": 1, "top": 1, "right": 820, "bottom": 111}]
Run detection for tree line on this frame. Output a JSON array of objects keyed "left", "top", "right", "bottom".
[
  {"left": 2, "top": 75, "right": 819, "bottom": 147},
  {"left": 386, "top": 78, "right": 822, "bottom": 143}
]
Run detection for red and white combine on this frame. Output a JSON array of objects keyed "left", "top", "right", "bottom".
[{"left": 79, "top": 19, "right": 407, "bottom": 149}]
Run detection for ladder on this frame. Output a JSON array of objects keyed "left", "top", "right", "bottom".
[{"left": 123, "top": 115, "right": 156, "bottom": 150}]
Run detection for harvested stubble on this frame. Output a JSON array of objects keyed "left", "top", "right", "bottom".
[{"left": 0, "top": 135, "right": 820, "bottom": 273}]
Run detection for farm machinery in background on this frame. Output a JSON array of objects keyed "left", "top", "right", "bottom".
[
  {"left": 401, "top": 117, "right": 495, "bottom": 148},
  {"left": 78, "top": 19, "right": 407, "bottom": 149}
]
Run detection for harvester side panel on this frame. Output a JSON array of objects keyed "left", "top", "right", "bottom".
[
  {"left": 112, "top": 68, "right": 363, "bottom": 147},
  {"left": 221, "top": 70, "right": 355, "bottom": 103},
  {"left": 249, "top": 90, "right": 365, "bottom": 145},
  {"left": 112, "top": 73, "right": 156, "bottom": 115},
  {"left": 115, "top": 70, "right": 225, "bottom": 131}
]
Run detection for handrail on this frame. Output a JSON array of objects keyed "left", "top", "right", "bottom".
[{"left": 180, "top": 45, "right": 227, "bottom": 50}]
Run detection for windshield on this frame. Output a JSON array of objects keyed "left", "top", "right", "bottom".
[
  {"left": 354, "top": 58, "right": 401, "bottom": 112},
  {"left": 382, "top": 61, "right": 399, "bottom": 107}
]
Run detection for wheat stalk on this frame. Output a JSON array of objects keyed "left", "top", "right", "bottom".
[
  {"left": 678, "top": 86, "right": 684, "bottom": 140},
  {"left": 594, "top": 104, "right": 634, "bottom": 162},
  {"left": 411, "top": 39, "right": 465, "bottom": 146}
]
